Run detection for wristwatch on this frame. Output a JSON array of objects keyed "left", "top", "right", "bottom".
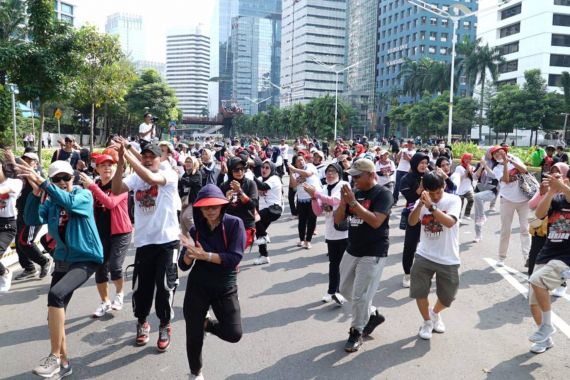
[
  {"left": 349, "top": 200, "right": 358, "bottom": 207},
  {"left": 429, "top": 204, "right": 438, "bottom": 212}
]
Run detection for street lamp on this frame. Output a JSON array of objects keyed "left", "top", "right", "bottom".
[
  {"left": 244, "top": 96, "right": 273, "bottom": 114},
  {"left": 8, "top": 84, "right": 18, "bottom": 149},
  {"left": 406, "top": 0, "right": 477, "bottom": 145},
  {"left": 309, "top": 56, "right": 367, "bottom": 141}
]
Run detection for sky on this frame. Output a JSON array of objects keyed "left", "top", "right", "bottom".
[{"left": 73, "top": 0, "right": 216, "bottom": 62}]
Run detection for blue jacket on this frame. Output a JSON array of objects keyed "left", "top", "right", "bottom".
[{"left": 24, "top": 182, "right": 104, "bottom": 264}]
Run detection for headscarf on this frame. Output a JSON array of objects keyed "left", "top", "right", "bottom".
[
  {"left": 460, "top": 153, "right": 473, "bottom": 169},
  {"left": 324, "top": 163, "right": 343, "bottom": 191},
  {"left": 410, "top": 152, "right": 429, "bottom": 176},
  {"left": 261, "top": 159, "right": 276, "bottom": 181},
  {"left": 270, "top": 146, "right": 281, "bottom": 164},
  {"left": 552, "top": 162, "right": 569, "bottom": 178},
  {"left": 355, "top": 144, "right": 365, "bottom": 156},
  {"left": 227, "top": 156, "right": 247, "bottom": 182}
]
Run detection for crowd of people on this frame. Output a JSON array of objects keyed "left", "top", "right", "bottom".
[{"left": 1, "top": 118, "right": 570, "bottom": 378}]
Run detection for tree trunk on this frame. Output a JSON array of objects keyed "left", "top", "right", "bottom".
[
  {"left": 478, "top": 72, "right": 486, "bottom": 145},
  {"left": 101, "top": 103, "right": 108, "bottom": 145},
  {"left": 30, "top": 102, "right": 35, "bottom": 137},
  {"left": 38, "top": 102, "right": 44, "bottom": 165},
  {"left": 530, "top": 130, "right": 533, "bottom": 147},
  {"left": 90, "top": 103, "right": 95, "bottom": 153}
]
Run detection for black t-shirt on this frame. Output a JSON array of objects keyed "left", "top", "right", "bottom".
[
  {"left": 94, "top": 180, "right": 112, "bottom": 238},
  {"left": 556, "top": 152, "right": 568, "bottom": 163},
  {"left": 346, "top": 184, "right": 393, "bottom": 257},
  {"left": 51, "top": 149, "right": 80, "bottom": 169},
  {"left": 390, "top": 140, "right": 400, "bottom": 154},
  {"left": 536, "top": 194, "right": 570, "bottom": 267}
]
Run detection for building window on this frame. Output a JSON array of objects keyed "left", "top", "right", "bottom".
[
  {"left": 553, "top": 14, "right": 570, "bottom": 26},
  {"left": 60, "top": 14, "right": 73, "bottom": 24},
  {"left": 463, "top": 21, "right": 471, "bottom": 29},
  {"left": 554, "top": 0, "right": 570, "bottom": 5},
  {"left": 548, "top": 74, "right": 562, "bottom": 86},
  {"left": 429, "top": 32, "right": 437, "bottom": 41},
  {"left": 421, "top": 16, "right": 427, "bottom": 24},
  {"left": 499, "top": 22, "right": 520, "bottom": 38},
  {"left": 420, "top": 31, "right": 425, "bottom": 40},
  {"left": 497, "top": 78, "right": 517, "bottom": 87},
  {"left": 498, "top": 41, "right": 519, "bottom": 55},
  {"left": 498, "top": 60, "right": 518, "bottom": 73},
  {"left": 430, "top": 17, "right": 437, "bottom": 25},
  {"left": 551, "top": 54, "right": 570, "bottom": 67},
  {"left": 552, "top": 34, "right": 570, "bottom": 46},
  {"left": 61, "top": 3, "right": 73, "bottom": 14},
  {"left": 428, "top": 46, "right": 436, "bottom": 54},
  {"left": 501, "top": 3, "right": 521, "bottom": 20},
  {"left": 442, "top": 19, "right": 448, "bottom": 27},
  {"left": 441, "top": 33, "right": 449, "bottom": 42},
  {"left": 440, "top": 47, "right": 448, "bottom": 55},
  {"left": 419, "top": 45, "right": 425, "bottom": 53}
]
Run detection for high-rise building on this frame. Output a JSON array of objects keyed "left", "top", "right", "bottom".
[
  {"left": 166, "top": 26, "right": 210, "bottom": 118},
  {"left": 134, "top": 60, "right": 166, "bottom": 78},
  {"left": 105, "top": 13, "right": 145, "bottom": 62},
  {"left": 54, "top": 0, "right": 74, "bottom": 25},
  {"left": 347, "top": 0, "right": 379, "bottom": 133},
  {"left": 280, "top": 0, "right": 348, "bottom": 107},
  {"left": 478, "top": 0, "right": 570, "bottom": 90},
  {"left": 376, "top": 0, "right": 478, "bottom": 136}
]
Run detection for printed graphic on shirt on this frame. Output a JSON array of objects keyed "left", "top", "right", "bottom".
[
  {"left": 58, "top": 209, "right": 69, "bottom": 235},
  {"left": 135, "top": 185, "right": 158, "bottom": 213},
  {"left": 379, "top": 166, "right": 392, "bottom": 176},
  {"left": 0, "top": 193, "right": 8, "bottom": 210},
  {"left": 548, "top": 209, "right": 570, "bottom": 241},
  {"left": 349, "top": 198, "right": 371, "bottom": 226},
  {"left": 421, "top": 213, "right": 444, "bottom": 239},
  {"left": 95, "top": 188, "right": 112, "bottom": 210}
]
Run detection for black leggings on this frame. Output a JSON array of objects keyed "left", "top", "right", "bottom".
[
  {"left": 402, "top": 222, "right": 421, "bottom": 275},
  {"left": 183, "top": 284, "right": 242, "bottom": 376},
  {"left": 327, "top": 239, "right": 348, "bottom": 294},
  {"left": 297, "top": 201, "right": 317, "bottom": 242},
  {"left": 15, "top": 220, "right": 47, "bottom": 272},
  {"left": 0, "top": 218, "right": 17, "bottom": 276},
  {"left": 256, "top": 208, "right": 281, "bottom": 257},
  {"left": 288, "top": 187, "right": 298, "bottom": 216},
  {"left": 95, "top": 232, "right": 131, "bottom": 283},
  {"left": 48, "top": 261, "right": 97, "bottom": 308}
]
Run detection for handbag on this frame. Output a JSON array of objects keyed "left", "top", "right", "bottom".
[
  {"left": 267, "top": 204, "right": 283, "bottom": 217},
  {"left": 399, "top": 207, "right": 411, "bottom": 230},
  {"left": 517, "top": 172, "right": 540, "bottom": 199}
]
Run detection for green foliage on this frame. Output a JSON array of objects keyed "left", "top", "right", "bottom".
[
  {"left": 561, "top": 71, "right": 570, "bottom": 111},
  {"left": 451, "top": 142, "right": 485, "bottom": 158},
  {"left": 0, "top": 84, "right": 13, "bottom": 145},
  {"left": 453, "top": 97, "right": 478, "bottom": 138},
  {"left": 398, "top": 58, "right": 451, "bottom": 98}
]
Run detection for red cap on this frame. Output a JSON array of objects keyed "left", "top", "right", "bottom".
[
  {"left": 489, "top": 146, "right": 508, "bottom": 156},
  {"left": 95, "top": 154, "right": 116, "bottom": 165}
]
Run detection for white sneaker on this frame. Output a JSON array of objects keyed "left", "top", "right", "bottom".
[
  {"left": 297, "top": 241, "right": 304, "bottom": 247},
  {"left": 496, "top": 258, "right": 505, "bottom": 267},
  {"left": 551, "top": 285, "right": 567, "bottom": 298},
  {"left": 304, "top": 241, "right": 312, "bottom": 250},
  {"left": 402, "top": 274, "right": 411, "bottom": 288},
  {"left": 190, "top": 372, "right": 204, "bottom": 380},
  {"left": 322, "top": 294, "right": 333, "bottom": 303},
  {"left": 332, "top": 293, "right": 346, "bottom": 305},
  {"left": 0, "top": 269, "right": 12, "bottom": 293},
  {"left": 253, "top": 236, "right": 268, "bottom": 246},
  {"left": 253, "top": 256, "right": 270, "bottom": 265},
  {"left": 93, "top": 301, "right": 111, "bottom": 318},
  {"left": 111, "top": 293, "right": 124, "bottom": 311},
  {"left": 529, "top": 324, "right": 557, "bottom": 343},
  {"left": 418, "top": 320, "right": 433, "bottom": 340},
  {"left": 530, "top": 337, "right": 554, "bottom": 354},
  {"left": 429, "top": 308, "right": 446, "bottom": 333},
  {"left": 463, "top": 216, "right": 472, "bottom": 222}
]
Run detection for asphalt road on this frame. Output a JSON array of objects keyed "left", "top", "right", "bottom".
[{"left": 2, "top": 185, "right": 570, "bottom": 380}]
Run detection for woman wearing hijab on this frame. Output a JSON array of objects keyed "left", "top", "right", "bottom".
[
  {"left": 252, "top": 160, "right": 283, "bottom": 265},
  {"left": 179, "top": 184, "right": 245, "bottom": 380},
  {"left": 179, "top": 156, "right": 203, "bottom": 237},
  {"left": 454, "top": 153, "right": 475, "bottom": 222},
  {"left": 200, "top": 149, "right": 222, "bottom": 186},
  {"left": 305, "top": 163, "right": 349, "bottom": 304},
  {"left": 400, "top": 152, "right": 430, "bottom": 288},
  {"left": 270, "top": 146, "right": 284, "bottom": 178},
  {"left": 220, "top": 156, "right": 259, "bottom": 248},
  {"left": 472, "top": 148, "right": 499, "bottom": 243}
]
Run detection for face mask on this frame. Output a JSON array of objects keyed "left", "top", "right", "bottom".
[
  {"left": 439, "top": 144, "right": 445, "bottom": 149},
  {"left": 496, "top": 158, "right": 504, "bottom": 164}
]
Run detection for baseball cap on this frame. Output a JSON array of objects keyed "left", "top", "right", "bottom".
[
  {"left": 346, "top": 158, "right": 375, "bottom": 176},
  {"left": 141, "top": 142, "right": 162, "bottom": 157},
  {"left": 95, "top": 154, "right": 116, "bottom": 165},
  {"left": 193, "top": 184, "right": 230, "bottom": 208},
  {"left": 22, "top": 152, "right": 39, "bottom": 161},
  {"left": 377, "top": 149, "right": 389, "bottom": 156},
  {"left": 48, "top": 160, "right": 74, "bottom": 178}
]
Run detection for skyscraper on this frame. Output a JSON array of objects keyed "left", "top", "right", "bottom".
[
  {"left": 166, "top": 26, "right": 210, "bottom": 118},
  {"left": 280, "top": 0, "right": 348, "bottom": 107},
  {"left": 105, "top": 13, "right": 145, "bottom": 62}
]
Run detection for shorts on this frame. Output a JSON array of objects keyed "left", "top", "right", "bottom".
[
  {"left": 528, "top": 260, "right": 569, "bottom": 305},
  {"left": 409, "top": 255, "right": 460, "bottom": 307}
]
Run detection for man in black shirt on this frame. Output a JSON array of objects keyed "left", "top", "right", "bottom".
[
  {"left": 335, "top": 158, "right": 393, "bottom": 352},
  {"left": 51, "top": 136, "right": 81, "bottom": 170},
  {"left": 556, "top": 145, "right": 568, "bottom": 163}
]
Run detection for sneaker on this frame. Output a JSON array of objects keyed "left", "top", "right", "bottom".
[
  {"left": 561, "top": 270, "right": 570, "bottom": 281},
  {"left": 332, "top": 293, "right": 347, "bottom": 305},
  {"left": 551, "top": 285, "right": 567, "bottom": 298},
  {"left": 418, "top": 320, "right": 434, "bottom": 340},
  {"left": 0, "top": 268, "right": 12, "bottom": 293},
  {"left": 530, "top": 337, "right": 554, "bottom": 354},
  {"left": 458, "top": 218, "right": 463, "bottom": 225},
  {"left": 529, "top": 324, "right": 557, "bottom": 343},
  {"left": 253, "top": 256, "right": 270, "bottom": 265},
  {"left": 304, "top": 241, "right": 312, "bottom": 250},
  {"left": 253, "top": 236, "right": 268, "bottom": 246},
  {"left": 496, "top": 258, "right": 505, "bottom": 267},
  {"left": 402, "top": 274, "right": 410, "bottom": 288},
  {"left": 489, "top": 205, "right": 496, "bottom": 212},
  {"left": 322, "top": 294, "right": 333, "bottom": 303},
  {"left": 32, "top": 354, "right": 61, "bottom": 377},
  {"left": 429, "top": 308, "right": 446, "bottom": 333},
  {"left": 39, "top": 256, "right": 54, "bottom": 279},
  {"left": 297, "top": 241, "right": 304, "bottom": 247},
  {"left": 92, "top": 301, "right": 111, "bottom": 318},
  {"left": 14, "top": 268, "right": 39, "bottom": 281},
  {"left": 136, "top": 322, "right": 151, "bottom": 346},
  {"left": 56, "top": 360, "right": 73, "bottom": 378},
  {"left": 190, "top": 372, "right": 205, "bottom": 380},
  {"left": 157, "top": 323, "right": 172, "bottom": 352},
  {"left": 362, "top": 310, "right": 386, "bottom": 337},
  {"left": 111, "top": 293, "right": 124, "bottom": 311},
  {"left": 463, "top": 216, "right": 473, "bottom": 222},
  {"left": 265, "top": 235, "right": 271, "bottom": 243},
  {"left": 344, "top": 328, "right": 362, "bottom": 353}
]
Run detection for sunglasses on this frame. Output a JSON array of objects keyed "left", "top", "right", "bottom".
[
  {"left": 232, "top": 167, "right": 245, "bottom": 173},
  {"left": 51, "top": 174, "right": 72, "bottom": 183}
]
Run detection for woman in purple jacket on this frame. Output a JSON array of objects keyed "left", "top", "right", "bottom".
[{"left": 179, "top": 184, "right": 245, "bottom": 380}]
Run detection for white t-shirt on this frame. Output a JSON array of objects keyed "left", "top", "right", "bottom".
[
  {"left": 123, "top": 169, "right": 180, "bottom": 247},
  {"left": 258, "top": 175, "right": 283, "bottom": 210},
  {"left": 280, "top": 144, "right": 289, "bottom": 161},
  {"left": 454, "top": 165, "right": 474, "bottom": 196},
  {"left": 315, "top": 163, "right": 327, "bottom": 183},
  {"left": 0, "top": 178, "right": 23, "bottom": 218},
  {"left": 138, "top": 122, "right": 154, "bottom": 142},
  {"left": 416, "top": 192, "right": 461, "bottom": 265},
  {"left": 492, "top": 157, "right": 527, "bottom": 203},
  {"left": 318, "top": 180, "right": 349, "bottom": 241},
  {"left": 295, "top": 163, "right": 322, "bottom": 200},
  {"left": 375, "top": 160, "right": 396, "bottom": 186},
  {"left": 397, "top": 149, "right": 416, "bottom": 172}
]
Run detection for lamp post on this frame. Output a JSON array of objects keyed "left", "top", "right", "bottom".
[
  {"left": 8, "top": 84, "right": 18, "bottom": 149},
  {"left": 244, "top": 96, "right": 273, "bottom": 114},
  {"left": 309, "top": 56, "right": 366, "bottom": 141}
]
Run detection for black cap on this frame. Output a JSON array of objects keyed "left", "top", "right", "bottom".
[{"left": 141, "top": 142, "right": 161, "bottom": 157}]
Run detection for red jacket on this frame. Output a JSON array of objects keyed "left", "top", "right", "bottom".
[{"left": 88, "top": 183, "right": 133, "bottom": 236}]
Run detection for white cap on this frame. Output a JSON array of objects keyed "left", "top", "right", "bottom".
[
  {"left": 22, "top": 152, "right": 39, "bottom": 161},
  {"left": 48, "top": 160, "right": 74, "bottom": 178}
]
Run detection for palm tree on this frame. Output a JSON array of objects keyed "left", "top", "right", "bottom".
[
  {"left": 466, "top": 42, "right": 505, "bottom": 143},
  {"left": 455, "top": 36, "right": 479, "bottom": 97}
]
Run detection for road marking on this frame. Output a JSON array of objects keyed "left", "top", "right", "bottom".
[{"left": 484, "top": 258, "right": 570, "bottom": 340}]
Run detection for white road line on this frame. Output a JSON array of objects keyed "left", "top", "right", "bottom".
[{"left": 484, "top": 258, "right": 570, "bottom": 340}]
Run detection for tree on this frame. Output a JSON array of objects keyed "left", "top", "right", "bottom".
[
  {"left": 455, "top": 36, "right": 479, "bottom": 97},
  {"left": 0, "top": 0, "right": 26, "bottom": 84},
  {"left": 453, "top": 97, "right": 478, "bottom": 139},
  {"left": 487, "top": 84, "right": 521, "bottom": 143}
]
